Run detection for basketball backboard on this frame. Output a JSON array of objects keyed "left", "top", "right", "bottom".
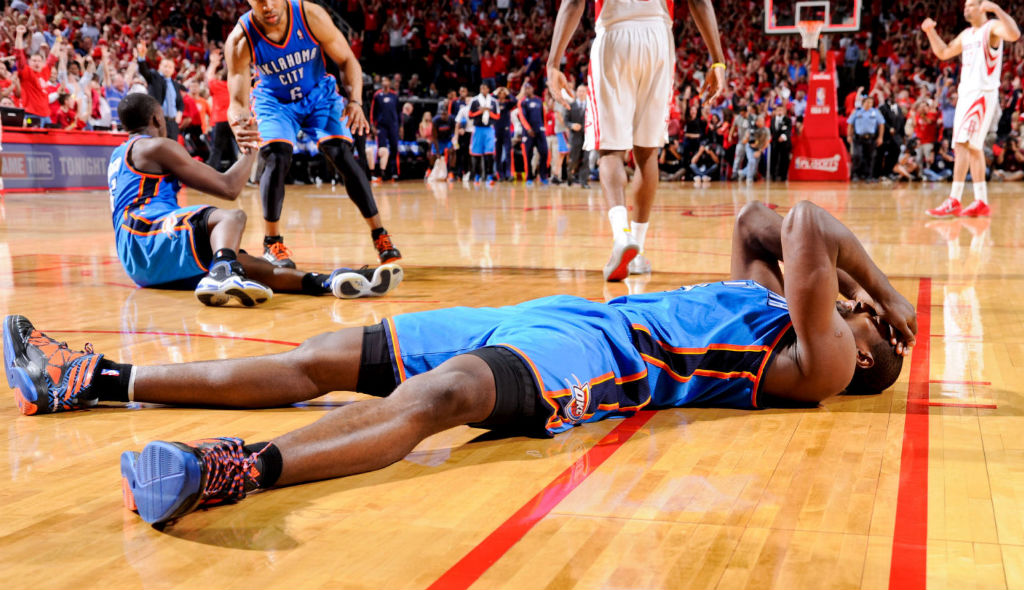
[{"left": 764, "top": 0, "right": 862, "bottom": 35}]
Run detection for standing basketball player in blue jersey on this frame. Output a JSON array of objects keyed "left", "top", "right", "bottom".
[
  {"left": 225, "top": 0, "right": 401, "bottom": 269},
  {"left": 468, "top": 83, "right": 498, "bottom": 185},
  {"left": 5, "top": 201, "right": 916, "bottom": 525},
  {"left": 102, "top": 92, "right": 402, "bottom": 310}
]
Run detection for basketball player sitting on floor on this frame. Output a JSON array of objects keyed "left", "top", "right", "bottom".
[
  {"left": 107, "top": 93, "right": 402, "bottom": 307},
  {"left": 5, "top": 200, "right": 915, "bottom": 525}
]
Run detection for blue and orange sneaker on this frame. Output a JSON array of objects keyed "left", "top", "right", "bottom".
[
  {"left": 121, "top": 436, "right": 261, "bottom": 525},
  {"left": 3, "top": 314, "right": 103, "bottom": 415}
]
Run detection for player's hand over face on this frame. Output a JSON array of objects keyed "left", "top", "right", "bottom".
[
  {"left": 701, "top": 65, "right": 726, "bottom": 104},
  {"left": 876, "top": 289, "right": 917, "bottom": 355},
  {"left": 921, "top": 18, "right": 936, "bottom": 33},
  {"left": 546, "top": 66, "right": 571, "bottom": 109},
  {"left": 230, "top": 116, "right": 261, "bottom": 153},
  {"left": 345, "top": 102, "right": 370, "bottom": 135}
]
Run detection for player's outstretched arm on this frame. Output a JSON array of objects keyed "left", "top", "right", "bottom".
[
  {"left": 304, "top": 1, "right": 369, "bottom": 135},
  {"left": 983, "top": 2, "right": 1021, "bottom": 43},
  {"left": 921, "top": 18, "right": 963, "bottom": 60},
  {"left": 689, "top": 0, "right": 726, "bottom": 102},
  {"left": 224, "top": 26, "right": 258, "bottom": 151},
  {"left": 134, "top": 135, "right": 257, "bottom": 200},
  {"left": 545, "top": 0, "right": 585, "bottom": 109}
]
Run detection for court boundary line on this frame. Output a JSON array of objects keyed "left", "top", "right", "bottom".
[
  {"left": 888, "top": 277, "right": 931, "bottom": 590},
  {"left": 46, "top": 329, "right": 300, "bottom": 347},
  {"left": 427, "top": 410, "right": 657, "bottom": 590}
]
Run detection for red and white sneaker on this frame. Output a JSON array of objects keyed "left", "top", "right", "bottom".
[
  {"left": 960, "top": 200, "right": 991, "bottom": 217},
  {"left": 925, "top": 198, "right": 961, "bottom": 218}
]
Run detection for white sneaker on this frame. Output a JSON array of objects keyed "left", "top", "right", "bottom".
[
  {"left": 603, "top": 237, "right": 639, "bottom": 282},
  {"left": 628, "top": 254, "right": 652, "bottom": 275},
  {"left": 329, "top": 263, "right": 404, "bottom": 299}
]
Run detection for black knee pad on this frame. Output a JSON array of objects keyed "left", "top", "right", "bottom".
[{"left": 259, "top": 142, "right": 293, "bottom": 222}]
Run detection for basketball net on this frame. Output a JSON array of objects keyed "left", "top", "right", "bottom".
[{"left": 797, "top": 20, "right": 825, "bottom": 49}]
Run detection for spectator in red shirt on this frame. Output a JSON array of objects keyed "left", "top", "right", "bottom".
[
  {"left": 205, "top": 49, "right": 237, "bottom": 172},
  {"left": 480, "top": 49, "right": 496, "bottom": 89},
  {"left": 13, "top": 25, "right": 59, "bottom": 126},
  {"left": 911, "top": 97, "right": 940, "bottom": 165}
]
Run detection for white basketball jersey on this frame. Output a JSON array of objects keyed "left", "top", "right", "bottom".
[
  {"left": 595, "top": 0, "right": 672, "bottom": 30},
  {"left": 959, "top": 20, "right": 1002, "bottom": 93}
]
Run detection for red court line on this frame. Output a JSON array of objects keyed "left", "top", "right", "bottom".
[
  {"left": 46, "top": 329, "right": 300, "bottom": 347},
  {"left": 910, "top": 400, "right": 997, "bottom": 410},
  {"left": 928, "top": 380, "right": 991, "bottom": 386},
  {"left": 427, "top": 410, "right": 657, "bottom": 590},
  {"left": 889, "top": 277, "right": 931, "bottom": 590}
]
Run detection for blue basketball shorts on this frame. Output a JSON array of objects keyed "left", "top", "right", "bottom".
[
  {"left": 382, "top": 295, "right": 651, "bottom": 435},
  {"left": 253, "top": 75, "right": 352, "bottom": 148},
  {"left": 470, "top": 126, "right": 496, "bottom": 156},
  {"left": 115, "top": 205, "right": 214, "bottom": 288},
  {"left": 432, "top": 140, "right": 453, "bottom": 156}
]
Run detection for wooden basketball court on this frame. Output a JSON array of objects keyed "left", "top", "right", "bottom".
[{"left": 0, "top": 179, "right": 1021, "bottom": 589}]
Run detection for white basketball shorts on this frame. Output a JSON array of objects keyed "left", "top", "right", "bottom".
[
  {"left": 953, "top": 88, "right": 999, "bottom": 151},
  {"left": 585, "top": 19, "right": 675, "bottom": 152}
]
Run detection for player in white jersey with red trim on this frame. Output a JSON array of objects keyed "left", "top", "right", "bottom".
[
  {"left": 548, "top": 0, "right": 725, "bottom": 281},
  {"left": 923, "top": 0, "right": 1019, "bottom": 218}
]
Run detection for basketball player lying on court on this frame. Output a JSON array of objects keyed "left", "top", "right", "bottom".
[
  {"left": 107, "top": 93, "right": 402, "bottom": 307},
  {"left": 3, "top": 201, "right": 916, "bottom": 526}
]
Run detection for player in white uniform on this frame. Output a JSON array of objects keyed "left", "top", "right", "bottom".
[
  {"left": 548, "top": 0, "right": 725, "bottom": 281},
  {"left": 923, "top": 0, "right": 1020, "bottom": 218}
]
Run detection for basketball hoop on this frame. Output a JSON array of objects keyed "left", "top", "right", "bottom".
[{"left": 797, "top": 20, "right": 825, "bottom": 49}]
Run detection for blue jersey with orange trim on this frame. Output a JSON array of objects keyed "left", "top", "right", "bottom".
[
  {"left": 609, "top": 280, "right": 793, "bottom": 410},
  {"left": 385, "top": 280, "right": 793, "bottom": 437},
  {"left": 240, "top": 0, "right": 326, "bottom": 104},
  {"left": 107, "top": 135, "right": 181, "bottom": 230}
]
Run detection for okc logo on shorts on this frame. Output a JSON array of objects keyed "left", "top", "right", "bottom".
[{"left": 563, "top": 374, "right": 590, "bottom": 423}]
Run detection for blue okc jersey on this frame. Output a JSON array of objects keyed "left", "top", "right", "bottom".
[
  {"left": 240, "top": 0, "right": 326, "bottom": 103},
  {"left": 384, "top": 280, "right": 794, "bottom": 436},
  {"left": 609, "top": 280, "right": 793, "bottom": 411},
  {"left": 107, "top": 136, "right": 211, "bottom": 287},
  {"left": 107, "top": 136, "right": 181, "bottom": 229}
]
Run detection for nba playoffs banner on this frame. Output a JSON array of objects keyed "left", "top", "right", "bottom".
[
  {"left": 788, "top": 52, "right": 851, "bottom": 181},
  {"left": 1, "top": 129, "right": 127, "bottom": 191}
]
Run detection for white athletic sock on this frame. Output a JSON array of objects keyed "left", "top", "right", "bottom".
[
  {"left": 631, "top": 221, "right": 649, "bottom": 252},
  {"left": 608, "top": 206, "right": 630, "bottom": 242},
  {"left": 127, "top": 366, "right": 137, "bottom": 402},
  {"left": 950, "top": 181, "right": 965, "bottom": 203},
  {"left": 973, "top": 181, "right": 988, "bottom": 204}
]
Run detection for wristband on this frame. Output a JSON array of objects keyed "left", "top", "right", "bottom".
[
  {"left": 711, "top": 62, "right": 727, "bottom": 69},
  {"left": 350, "top": 101, "right": 362, "bottom": 106}
]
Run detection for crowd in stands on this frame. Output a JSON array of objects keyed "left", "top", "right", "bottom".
[{"left": 2, "top": 0, "right": 1024, "bottom": 183}]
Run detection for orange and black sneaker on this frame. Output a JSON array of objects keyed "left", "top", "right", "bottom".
[
  {"left": 373, "top": 230, "right": 402, "bottom": 263},
  {"left": 121, "top": 436, "right": 262, "bottom": 525},
  {"left": 262, "top": 237, "right": 297, "bottom": 269},
  {"left": 3, "top": 315, "right": 103, "bottom": 415}
]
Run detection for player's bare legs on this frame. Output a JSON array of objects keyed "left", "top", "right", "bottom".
[
  {"left": 626, "top": 146, "right": 658, "bottom": 276},
  {"left": 928, "top": 142, "right": 973, "bottom": 218},
  {"left": 598, "top": 150, "right": 638, "bottom": 281},
  {"left": 131, "top": 327, "right": 366, "bottom": 407},
  {"left": 273, "top": 354, "right": 495, "bottom": 485}
]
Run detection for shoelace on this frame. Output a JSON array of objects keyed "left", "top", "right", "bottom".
[
  {"left": 374, "top": 233, "right": 394, "bottom": 251},
  {"left": 267, "top": 241, "right": 293, "bottom": 260},
  {"left": 197, "top": 438, "right": 255, "bottom": 503},
  {"left": 28, "top": 332, "right": 93, "bottom": 366}
]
